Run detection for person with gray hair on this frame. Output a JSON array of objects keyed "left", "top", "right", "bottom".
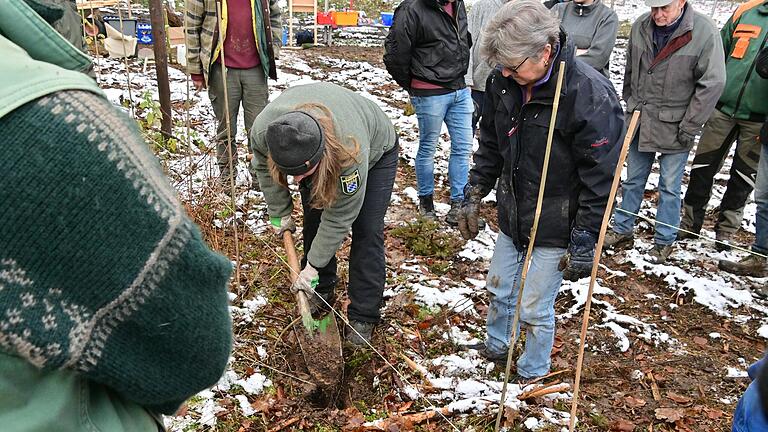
[
  {"left": 458, "top": 0, "right": 624, "bottom": 381},
  {"left": 603, "top": 0, "right": 726, "bottom": 264}
]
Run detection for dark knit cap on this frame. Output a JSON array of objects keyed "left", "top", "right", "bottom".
[{"left": 266, "top": 111, "right": 325, "bottom": 176}]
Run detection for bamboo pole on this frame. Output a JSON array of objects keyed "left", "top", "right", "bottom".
[
  {"left": 116, "top": 5, "right": 135, "bottom": 119},
  {"left": 215, "top": 1, "right": 242, "bottom": 294},
  {"left": 567, "top": 110, "right": 641, "bottom": 431},
  {"left": 494, "top": 60, "right": 567, "bottom": 432}
]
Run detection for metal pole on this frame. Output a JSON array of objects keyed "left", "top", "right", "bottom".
[{"left": 148, "top": 0, "right": 173, "bottom": 141}]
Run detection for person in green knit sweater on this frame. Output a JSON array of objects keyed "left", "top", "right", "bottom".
[
  {"left": 251, "top": 82, "right": 399, "bottom": 346},
  {"left": 0, "top": 1, "right": 234, "bottom": 430}
]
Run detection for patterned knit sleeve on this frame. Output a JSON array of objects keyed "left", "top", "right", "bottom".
[{"left": 0, "top": 90, "right": 233, "bottom": 415}]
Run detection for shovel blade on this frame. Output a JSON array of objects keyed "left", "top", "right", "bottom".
[{"left": 295, "top": 309, "right": 343, "bottom": 390}]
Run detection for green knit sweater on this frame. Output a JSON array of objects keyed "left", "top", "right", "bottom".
[{"left": 0, "top": 90, "right": 234, "bottom": 415}]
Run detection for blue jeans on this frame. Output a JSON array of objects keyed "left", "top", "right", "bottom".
[
  {"left": 613, "top": 134, "right": 689, "bottom": 245},
  {"left": 753, "top": 143, "right": 767, "bottom": 254},
  {"left": 411, "top": 89, "right": 473, "bottom": 202},
  {"left": 732, "top": 356, "right": 768, "bottom": 431},
  {"left": 484, "top": 232, "right": 565, "bottom": 378}
]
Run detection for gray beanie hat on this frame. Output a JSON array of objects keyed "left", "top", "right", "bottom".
[{"left": 266, "top": 111, "right": 325, "bottom": 176}]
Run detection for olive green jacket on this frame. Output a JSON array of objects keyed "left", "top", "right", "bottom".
[{"left": 250, "top": 83, "right": 397, "bottom": 268}]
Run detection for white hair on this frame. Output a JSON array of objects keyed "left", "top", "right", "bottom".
[{"left": 480, "top": 0, "right": 561, "bottom": 67}]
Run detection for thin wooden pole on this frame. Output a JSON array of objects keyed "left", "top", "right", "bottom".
[
  {"left": 494, "top": 60, "right": 567, "bottom": 432},
  {"left": 568, "top": 110, "right": 641, "bottom": 431},
  {"left": 313, "top": 0, "right": 318, "bottom": 46},
  {"left": 289, "top": 0, "right": 294, "bottom": 47},
  {"left": 149, "top": 0, "right": 173, "bottom": 140},
  {"left": 182, "top": 5, "right": 194, "bottom": 199},
  {"left": 87, "top": 2, "right": 102, "bottom": 82},
  {"left": 215, "top": 1, "right": 242, "bottom": 294},
  {"left": 116, "top": 6, "right": 135, "bottom": 119}
]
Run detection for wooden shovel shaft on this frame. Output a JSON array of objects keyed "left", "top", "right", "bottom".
[
  {"left": 568, "top": 110, "right": 642, "bottom": 431},
  {"left": 282, "top": 231, "right": 313, "bottom": 321}
]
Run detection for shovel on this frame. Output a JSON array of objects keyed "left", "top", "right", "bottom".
[{"left": 282, "top": 231, "right": 343, "bottom": 390}]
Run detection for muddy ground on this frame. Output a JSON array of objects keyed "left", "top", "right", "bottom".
[{"left": 179, "top": 46, "right": 761, "bottom": 431}]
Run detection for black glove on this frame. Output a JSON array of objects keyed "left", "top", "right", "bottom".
[
  {"left": 457, "top": 185, "right": 483, "bottom": 240},
  {"left": 558, "top": 229, "right": 597, "bottom": 282},
  {"left": 677, "top": 128, "right": 696, "bottom": 148}
]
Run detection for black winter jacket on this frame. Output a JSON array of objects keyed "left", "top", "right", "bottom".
[
  {"left": 469, "top": 32, "right": 624, "bottom": 250},
  {"left": 383, "top": 0, "right": 471, "bottom": 93}
]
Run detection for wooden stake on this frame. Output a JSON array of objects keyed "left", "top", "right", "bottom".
[
  {"left": 116, "top": 6, "right": 135, "bottom": 119},
  {"left": 215, "top": 1, "right": 242, "bottom": 294},
  {"left": 518, "top": 382, "right": 570, "bottom": 400},
  {"left": 568, "top": 110, "right": 641, "bottom": 431},
  {"left": 148, "top": 0, "right": 173, "bottom": 139},
  {"left": 494, "top": 60, "right": 567, "bottom": 432}
]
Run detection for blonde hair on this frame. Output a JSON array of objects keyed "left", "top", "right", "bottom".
[{"left": 268, "top": 103, "right": 361, "bottom": 209}]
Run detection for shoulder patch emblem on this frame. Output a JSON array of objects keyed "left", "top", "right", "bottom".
[{"left": 340, "top": 170, "right": 361, "bottom": 196}]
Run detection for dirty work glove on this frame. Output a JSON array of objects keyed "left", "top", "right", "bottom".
[
  {"left": 558, "top": 229, "right": 597, "bottom": 282},
  {"left": 270, "top": 215, "right": 296, "bottom": 236},
  {"left": 677, "top": 128, "right": 696, "bottom": 148},
  {"left": 291, "top": 265, "right": 319, "bottom": 295},
  {"left": 458, "top": 185, "right": 483, "bottom": 240}
]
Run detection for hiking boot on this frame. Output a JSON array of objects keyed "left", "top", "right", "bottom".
[
  {"left": 714, "top": 231, "right": 733, "bottom": 252},
  {"left": 676, "top": 220, "right": 699, "bottom": 240},
  {"left": 648, "top": 243, "right": 673, "bottom": 264},
  {"left": 308, "top": 290, "right": 336, "bottom": 316},
  {"left": 603, "top": 230, "right": 634, "bottom": 250},
  {"left": 418, "top": 195, "right": 436, "bottom": 220},
  {"left": 463, "top": 342, "right": 508, "bottom": 363},
  {"left": 718, "top": 254, "right": 768, "bottom": 277},
  {"left": 446, "top": 200, "right": 462, "bottom": 226},
  {"left": 346, "top": 320, "right": 375, "bottom": 346}
]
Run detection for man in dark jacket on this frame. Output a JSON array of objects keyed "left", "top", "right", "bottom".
[
  {"left": 384, "top": 0, "right": 473, "bottom": 225},
  {"left": 457, "top": 0, "right": 623, "bottom": 380},
  {"left": 681, "top": 1, "right": 768, "bottom": 251}
]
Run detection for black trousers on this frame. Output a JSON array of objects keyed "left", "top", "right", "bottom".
[
  {"left": 300, "top": 140, "right": 399, "bottom": 323},
  {"left": 683, "top": 109, "right": 762, "bottom": 234}
]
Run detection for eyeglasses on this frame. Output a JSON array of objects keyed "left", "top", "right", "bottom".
[{"left": 508, "top": 57, "right": 529, "bottom": 74}]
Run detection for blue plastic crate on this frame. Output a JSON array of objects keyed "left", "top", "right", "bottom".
[{"left": 381, "top": 12, "right": 394, "bottom": 26}]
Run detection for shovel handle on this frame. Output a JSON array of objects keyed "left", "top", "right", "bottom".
[{"left": 282, "top": 231, "right": 313, "bottom": 320}]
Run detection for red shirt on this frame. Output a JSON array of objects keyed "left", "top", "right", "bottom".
[{"left": 219, "top": 0, "right": 261, "bottom": 69}]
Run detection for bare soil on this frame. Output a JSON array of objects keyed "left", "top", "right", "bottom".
[{"left": 186, "top": 46, "right": 763, "bottom": 431}]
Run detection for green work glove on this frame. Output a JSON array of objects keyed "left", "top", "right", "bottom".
[
  {"left": 270, "top": 215, "right": 296, "bottom": 236},
  {"left": 291, "top": 265, "right": 319, "bottom": 294}
]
